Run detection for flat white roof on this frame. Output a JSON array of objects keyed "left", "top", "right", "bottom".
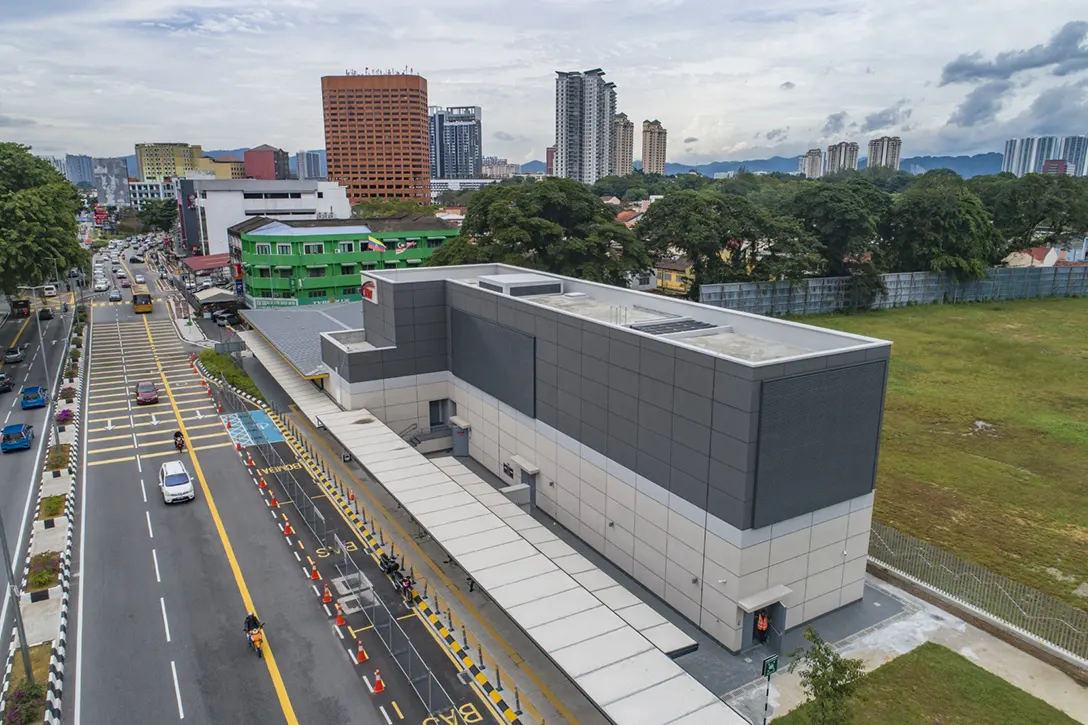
[
  {"left": 478, "top": 273, "right": 557, "bottom": 286},
  {"left": 365, "top": 264, "right": 890, "bottom": 367}
]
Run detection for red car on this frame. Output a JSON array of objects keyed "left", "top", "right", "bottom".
[
  {"left": 121, "top": 279, "right": 132, "bottom": 288},
  {"left": 134, "top": 381, "right": 159, "bottom": 405}
]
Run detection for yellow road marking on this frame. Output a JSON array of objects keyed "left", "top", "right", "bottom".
[
  {"left": 141, "top": 315, "right": 298, "bottom": 724},
  {"left": 348, "top": 625, "right": 373, "bottom": 637},
  {"left": 88, "top": 444, "right": 135, "bottom": 454},
  {"left": 192, "top": 441, "right": 234, "bottom": 452},
  {"left": 184, "top": 422, "right": 223, "bottom": 432},
  {"left": 185, "top": 432, "right": 228, "bottom": 442},
  {"left": 391, "top": 701, "right": 403, "bottom": 720},
  {"left": 87, "top": 405, "right": 133, "bottom": 414},
  {"left": 88, "top": 455, "right": 136, "bottom": 467},
  {"left": 0, "top": 317, "right": 32, "bottom": 371},
  {"left": 396, "top": 613, "right": 416, "bottom": 622},
  {"left": 88, "top": 433, "right": 132, "bottom": 443},
  {"left": 292, "top": 413, "right": 576, "bottom": 725},
  {"left": 141, "top": 449, "right": 181, "bottom": 460}
]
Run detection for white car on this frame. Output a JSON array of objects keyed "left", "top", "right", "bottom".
[
  {"left": 93, "top": 280, "right": 108, "bottom": 292},
  {"left": 116, "top": 269, "right": 126, "bottom": 279},
  {"left": 158, "top": 460, "right": 196, "bottom": 503},
  {"left": 134, "top": 274, "right": 145, "bottom": 284}
]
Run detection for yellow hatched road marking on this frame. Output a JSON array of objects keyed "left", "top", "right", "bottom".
[
  {"left": 88, "top": 433, "right": 132, "bottom": 443},
  {"left": 88, "top": 444, "right": 135, "bottom": 454},
  {"left": 88, "top": 455, "right": 136, "bottom": 467},
  {"left": 192, "top": 441, "right": 234, "bottom": 452}
]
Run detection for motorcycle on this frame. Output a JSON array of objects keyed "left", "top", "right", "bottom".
[
  {"left": 62, "top": 303, "right": 69, "bottom": 313},
  {"left": 174, "top": 436, "right": 185, "bottom": 452},
  {"left": 246, "top": 626, "right": 264, "bottom": 658}
]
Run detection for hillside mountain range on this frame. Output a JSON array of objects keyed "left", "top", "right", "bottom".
[{"left": 519, "top": 153, "right": 1004, "bottom": 179}]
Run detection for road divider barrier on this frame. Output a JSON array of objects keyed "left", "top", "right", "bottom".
[{"left": 0, "top": 312, "right": 85, "bottom": 724}]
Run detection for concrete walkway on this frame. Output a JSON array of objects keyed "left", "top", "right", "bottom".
[{"left": 729, "top": 579, "right": 1088, "bottom": 724}]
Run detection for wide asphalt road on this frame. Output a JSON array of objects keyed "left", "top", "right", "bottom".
[
  {"left": 0, "top": 296, "right": 74, "bottom": 656},
  {"left": 69, "top": 256, "right": 380, "bottom": 725}
]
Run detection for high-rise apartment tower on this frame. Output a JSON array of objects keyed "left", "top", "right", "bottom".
[
  {"left": 321, "top": 73, "right": 431, "bottom": 202},
  {"left": 825, "top": 142, "right": 859, "bottom": 174},
  {"left": 612, "top": 113, "right": 634, "bottom": 177},
  {"left": 135, "top": 143, "right": 205, "bottom": 182},
  {"left": 641, "top": 120, "right": 668, "bottom": 176},
  {"left": 554, "top": 69, "right": 616, "bottom": 184},
  {"left": 801, "top": 149, "right": 823, "bottom": 178},
  {"left": 429, "top": 106, "right": 483, "bottom": 179},
  {"left": 867, "top": 136, "right": 902, "bottom": 171}
]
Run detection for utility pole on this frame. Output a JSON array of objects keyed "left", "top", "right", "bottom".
[{"left": 0, "top": 509, "right": 35, "bottom": 686}]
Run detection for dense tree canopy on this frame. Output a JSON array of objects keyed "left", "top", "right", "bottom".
[
  {"left": 352, "top": 198, "right": 437, "bottom": 218},
  {"left": 425, "top": 162, "right": 1088, "bottom": 300},
  {"left": 138, "top": 199, "right": 178, "bottom": 232},
  {"left": 426, "top": 178, "right": 651, "bottom": 286},
  {"left": 0, "top": 143, "right": 89, "bottom": 295}
]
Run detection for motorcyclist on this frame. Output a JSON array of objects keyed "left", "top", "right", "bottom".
[
  {"left": 243, "top": 611, "right": 262, "bottom": 635},
  {"left": 173, "top": 430, "right": 184, "bottom": 450}
]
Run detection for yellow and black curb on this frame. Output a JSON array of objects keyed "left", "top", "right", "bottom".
[{"left": 269, "top": 413, "right": 525, "bottom": 725}]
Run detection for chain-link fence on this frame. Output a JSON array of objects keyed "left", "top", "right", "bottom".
[
  {"left": 699, "top": 266, "right": 1088, "bottom": 316},
  {"left": 869, "top": 522, "right": 1088, "bottom": 663}
]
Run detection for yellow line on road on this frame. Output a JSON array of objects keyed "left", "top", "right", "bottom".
[
  {"left": 140, "top": 449, "right": 180, "bottom": 461},
  {"left": 184, "top": 422, "right": 223, "bottom": 432},
  {"left": 88, "top": 433, "right": 132, "bottom": 443},
  {"left": 0, "top": 317, "right": 32, "bottom": 371},
  {"left": 391, "top": 701, "right": 404, "bottom": 720},
  {"left": 142, "top": 315, "right": 299, "bottom": 725},
  {"left": 187, "top": 432, "right": 229, "bottom": 442},
  {"left": 192, "top": 441, "right": 234, "bottom": 452},
  {"left": 88, "top": 444, "right": 135, "bottom": 454},
  {"left": 88, "top": 455, "right": 136, "bottom": 467}
]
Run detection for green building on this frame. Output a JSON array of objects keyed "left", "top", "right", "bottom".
[{"left": 229, "top": 215, "right": 459, "bottom": 306}]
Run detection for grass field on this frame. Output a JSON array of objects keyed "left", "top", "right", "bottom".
[
  {"left": 774, "top": 642, "right": 1079, "bottom": 724},
  {"left": 801, "top": 298, "right": 1088, "bottom": 605}
]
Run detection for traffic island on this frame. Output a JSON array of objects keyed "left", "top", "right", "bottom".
[
  {"left": 3, "top": 642, "right": 50, "bottom": 725},
  {"left": 0, "top": 314, "right": 84, "bottom": 724}
]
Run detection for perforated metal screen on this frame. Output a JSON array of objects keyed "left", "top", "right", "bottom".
[{"left": 752, "top": 361, "right": 886, "bottom": 528}]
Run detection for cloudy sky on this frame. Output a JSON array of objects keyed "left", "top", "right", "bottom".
[{"left": 2, "top": 1, "right": 1086, "bottom": 164}]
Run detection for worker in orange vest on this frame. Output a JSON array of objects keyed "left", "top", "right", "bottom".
[{"left": 756, "top": 610, "right": 769, "bottom": 644}]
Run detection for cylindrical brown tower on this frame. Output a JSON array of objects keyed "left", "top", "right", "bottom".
[{"left": 321, "top": 73, "right": 431, "bottom": 204}]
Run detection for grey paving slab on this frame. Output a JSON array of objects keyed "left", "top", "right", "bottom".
[
  {"left": 29, "top": 525, "right": 68, "bottom": 556},
  {"left": 19, "top": 598, "right": 62, "bottom": 646}
]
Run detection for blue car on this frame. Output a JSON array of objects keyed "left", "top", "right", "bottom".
[
  {"left": 1, "top": 424, "right": 34, "bottom": 453},
  {"left": 20, "top": 386, "right": 48, "bottom": 410}
]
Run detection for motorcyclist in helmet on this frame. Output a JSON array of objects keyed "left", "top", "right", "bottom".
[
  {"left": 173, "top": 429, "right": 184, "bottom": 450},
  {"left": 243, "top": 611, "right": 262, "bottom": 635}
]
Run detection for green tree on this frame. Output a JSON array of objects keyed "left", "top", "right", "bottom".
[
  {"left": 429, "top": 178, "right": 651, "bottom": 285},
  {"left": 115, "top": 207, "right": 146, "bottom": 235},
  {"left": 638, "top": 190, "right": 820, "bottom": 299},
  {"left": 787, "top": 182, "right": 888, "bottom": 277},
  {"left": 137, "top": 198, "right": 177, "bottom": 232},
  {"left": 352, "top": 198, "right": 437, "bottom": 218},
  {"left": 0, "top": 143, "right": 88, "bottom": 294},
  {"left": 622, "top": 187, "right": 649, "bottom": 203},
  {"left": 788, "top": 627, "right": 865, "bottom": 725},
  {"left": 883, "top": 180, "right": 1004, "bottom": 279}
]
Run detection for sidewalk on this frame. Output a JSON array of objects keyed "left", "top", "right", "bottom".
[{"left": 728, "top": 578, "right": 1088, "bottom": 724}]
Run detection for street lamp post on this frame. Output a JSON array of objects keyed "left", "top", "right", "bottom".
[{"left": 0, "top": 509, "right": 36, "bottom": 687}]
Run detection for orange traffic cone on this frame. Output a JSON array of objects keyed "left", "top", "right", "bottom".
[
  {"left": 258, "top": 477, "right": 267, "bottom": 489},
  {"left": 283, "top": 517, "right": 294, "bottom": 536},
  {"left": 269, "top": 491, "right": 278, "bottom": 507},
  {"left": 322, "top": 582, "right": 332, "bottom": 604},
  {"left": 357, "top": 639, "right": 368, "bottom": 663},
  {"left": 201, "top": 379, "right": 206, "bottom": 387},
  {"left": 235, "top": 441, "right": 242, "bottom": 451},
  {"left": 373, "top": 669, "right": 385, "bottom": 694},
  {"left": 207, "top": 388, "right": 212, "bottom": 397},
  {"left": 348, "top": 489, "right": 355, "bottom": 502},
  {"left": 336, "top": 602, "right": 346, "bottom": 626},
  {"left": 246, "top": 453, "right": 254, "bottom": 467},
  {"left": 310, "top": 562, "right": 320, "bottom": 580},
  {"left": 227, "top": 419, "right": 232, "bottom": 429}
]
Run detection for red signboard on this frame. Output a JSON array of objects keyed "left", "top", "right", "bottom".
[{"left": 93, "top": 205, "right": 108, "bottom": 225}]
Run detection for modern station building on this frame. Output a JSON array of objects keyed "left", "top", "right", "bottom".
[{"left": 297, "top": 264, "right": 891, "bottom": 652}]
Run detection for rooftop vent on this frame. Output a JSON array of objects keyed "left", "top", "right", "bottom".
[
  {"left": 630, "top": 318, "right": 718, "bottom": 336},
  {"left": 477, "top": 273, "right": 563, "bottom": 297}
]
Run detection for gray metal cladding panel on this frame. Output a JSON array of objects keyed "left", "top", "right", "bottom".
[
  {"left": 450, "top": 309, "right": 536, "bottom": 417},
  {"left": 752, "top": 361, "right": 886, "bottom": 528}
]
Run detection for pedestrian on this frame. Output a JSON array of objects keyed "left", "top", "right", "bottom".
[{"left": 756, "top": 609, "right": 769, "bottom": 644}]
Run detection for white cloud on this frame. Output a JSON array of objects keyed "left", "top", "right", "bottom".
[{"left": 2, "top": 1, "right": 1087, "bottom": 163}]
